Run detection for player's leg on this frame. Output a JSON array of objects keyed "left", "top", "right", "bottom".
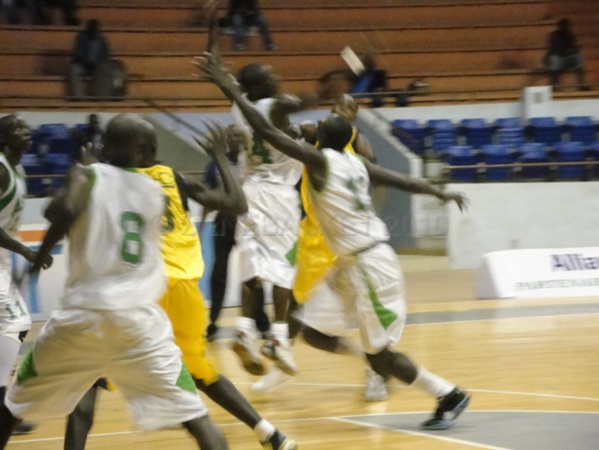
[
  {"left": 195, "top": 377, "right": 296, "bottom": 450},
  {"left": 208, "top": 213, "right": 236, "bottom": 342},
  {"left": 0, "top": 275, "right": 36, "bottom": 435},
  {"left": 64, "top": 378, "right": 112, "bottom": 450},
  {"left": 355, "top": 244, "right": 470, "bottom": 429},
  {"left": 182, "top": 415, "right": 229, "bottom": 450},
  {"left": 164, "top": 279, "right": 297, "bottom": 449},
  {"left": 233, "top": 277, "right": 266, "bottom": 375}
]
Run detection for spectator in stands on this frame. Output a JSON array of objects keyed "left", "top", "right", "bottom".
[
  {"left": 226, "top": 0, "right": 277, "bottom": 51},
  {"left": 544, "top": 18, "right": 590, "bottom": 91},
  {"left": 66, "top": 19, "right": 111, "bottom": 100},
  {"left": 320, "top": 52, "right": 388, "bottom": 107},
  {"left": 72, "top": 113, "right": 103, "bottom": 162},
  {"left": 27, "top": 0, "right": 79, "bottom": 26}
]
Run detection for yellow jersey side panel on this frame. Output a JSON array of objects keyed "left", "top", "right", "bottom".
[{"left": 137, "top": 165, "right": 204, "bottom": 280}]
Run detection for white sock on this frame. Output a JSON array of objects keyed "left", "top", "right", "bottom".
[
  {"left": 0, "top": 335, "right": 21, "bottom": 385},
  {"left": 411, "top": 367, "right": 455, "bottom": 398},
  {"left": 237, "top": 316, "right": 258, "bottom": 339},
  {"left": 271, "top": 322, "right": 290, "bottom": 345},
  {"left": 253, "top": 419, "right": 276, "bottom": 442}
]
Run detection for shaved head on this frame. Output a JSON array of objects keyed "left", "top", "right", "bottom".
[
  {"left": 317, "top": 115, "right": 353, "bottom": 152},
  {"left": 103, "top": 114, "right": 156, "bottom": 168}
]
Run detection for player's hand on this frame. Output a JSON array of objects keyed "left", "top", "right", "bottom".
[
  {"left": 27, "top": 250, "right": 53, "bottom": 272},
  {"left": 193, "top": 121, "right": 228, "bottom": 161},
  {"left": 80, "top": 143, "right": 99, "bottom": 166},
  {"left": 442, "top": 192, "right": 468, "bottom": 212}
]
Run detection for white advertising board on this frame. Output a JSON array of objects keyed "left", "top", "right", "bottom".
[{"left": 477, "top": 247, "right": 599, "bottom": 299}]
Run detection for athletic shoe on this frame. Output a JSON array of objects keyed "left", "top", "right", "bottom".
[
  {"left": 260, "top": 338, "right": 298, "bottom": 376},
  {"left": 12, "top": 420, "right": 36, "bottom": 435},
  {"left": 365, "top": 367, "right": 388, "bottom": 402},
  {"left": 261, "top": 429, "right": 298, "bottom": 450},
  {"left": 231, "top": 331, "right": 265, "bottom": 376},
  {"left": 252, "top": 366, "right": 293, "bottom": 393},
  {"left": 206, "top": 324, "right": 218, "bottom": 343},
  {"left": 421, "top": 387, "right": 470, "bottom": 430}
]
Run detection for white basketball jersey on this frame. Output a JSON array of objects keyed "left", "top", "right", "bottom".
[
  {"left": 232, "top": 97, "right": 302, "bottom": 186},
  {"left": 0, "top": 153, "right": 26, "bottom": 269},
  {"left": 62, "top": 164, "right": 167, "bottom": 310},
  {"left": 309, "top": 149, "right": 389, "bottom": 256}
]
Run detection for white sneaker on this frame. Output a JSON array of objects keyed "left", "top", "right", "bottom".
[
  {"left": 252, "top": 366, "right": 293, "bottom": 393},
  {"left": 231, "top": 331, "right": 265, "bottom": 375},
  {"left": 260, "top": 338, "right": 298, "bottom": 376},
  {"left": 365, "top": 367, "right": 388, "bottom": 402}
]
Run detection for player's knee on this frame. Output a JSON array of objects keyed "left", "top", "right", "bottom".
[
  {"left": 302, "top": 327, "right": 340, "bottom": 353},
  {"left": 366, "top": 349, "right": 391, "bottom": 378}
]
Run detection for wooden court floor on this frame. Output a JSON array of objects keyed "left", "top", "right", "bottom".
[{"left": 7, "top": 255, "right": 599, "bottom": 449}]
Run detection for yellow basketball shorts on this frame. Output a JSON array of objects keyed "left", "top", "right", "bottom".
[
  {"left": 159, "top": 278, "right": 220, "bottom": 385},
  {"left": 292, "top": 222, "right": 336, "bottom": 304}
]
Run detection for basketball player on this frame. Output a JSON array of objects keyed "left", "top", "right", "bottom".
[
  {"left": 214, "top": 60, "right": 342, "bottom": 377},
  {"left": 0, "top": 114, "right": 228, "bottom": 449},
  {"left": 200, "top": 52, "right": 471, "bottom": 431},
  {"left": 65, "top": 121, "right": 297, "bottom": 450},
  {"left": 254, "top": 96, "right": 388, "bottom": 402},
  {"left": 0, "top": 115, "right": 53, "bottom": 436}
]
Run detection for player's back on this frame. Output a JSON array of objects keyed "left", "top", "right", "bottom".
[
  {"left": 310, "top": 149, "right": 388, "bottom": 257},
  {"left": 136, "top": 164, "right": 204, "bottom": 280},
  {"left": 63, "top": 163, "right": 166, "bottom": 310},
  {"left": 233, "top": 97, "right": 302, "bottom": 186}
]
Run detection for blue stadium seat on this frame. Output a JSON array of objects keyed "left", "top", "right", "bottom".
[
  {"left": 45, "top": 137, "right": 79, "bottom": 159},
  {"left": 46, "top": 153, "right": 73, "bottom": 191},
  {"left": 444, "top": 145, "right": 477, "bottom": 182},
  {"left": 392, "top": 119, "right": 426, "bottom": 156},
  {"left": 20, "top": 154, "right": 46, "bottom": 197},
  {"left": 590, "top": 141, "right": 599, "bottom": 178},
  {"left": 519, "top": 143, "right": 549, "bottom": 180},
  {"left": 496, "top": 126, "right": 525, "bottom": 148},
  {"left": 461, "top": 118, "right": 493, "bottom": 148},
  {"left": 554, "top": 141, "right": 586, "bottom": 180},
  {"left": 38, "top": 123, "right": 70, "bottom": 139},
  {"left": 428, "top": 120, "right": 457, "bottom": 155},
  {"left": 494, "top": 117, "right": 521, "bottom": 129},
  {"left": 565, "top": 116, "right": 597, "bottom": 145},
  {"left": 480, "top": 144, "right": 514, "bottom": 181},
  {"left": 528, "top": 117, "right": 562, "bottom": 145}
]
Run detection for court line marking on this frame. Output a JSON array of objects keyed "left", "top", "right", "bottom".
[
  {"left": 232, "top": 381, "right": 599, "bottom": 403},
  {"left": 8, "top": 410, "right": 599, "bottom": 445},
  {"left": 333, "top": 416, "right": 510, "bottom": 450}
]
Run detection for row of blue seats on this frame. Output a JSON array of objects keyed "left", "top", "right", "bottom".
[
  {"left": 393, "top": 116, "right": 599, "bottom": 156},
  {"left": 22, "top": 123, "right": 89, "bottom": 196},
  {"left": 444, "top": 141, "right": 599, "bottom": 182}
]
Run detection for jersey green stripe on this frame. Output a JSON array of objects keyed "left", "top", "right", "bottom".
[
  {"left": 17, "top": 349, "right": 38, "bottom": 384},
  {"left": 176, "top": 361, "right": 197, "bottom": 394},
  {"left": 0, "top": 182, "right": 17, "bottom": 212},
  {"left": 358, "top": 263, "right": 398, "bottom": 329}
]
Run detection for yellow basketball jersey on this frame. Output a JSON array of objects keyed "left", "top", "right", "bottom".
[{"left": 137, "top": 165, "right": 204, "bottom": 280}]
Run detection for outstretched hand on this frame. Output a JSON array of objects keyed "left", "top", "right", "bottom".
[
  {"left": 191, "top": 18, "right": 239, "bottom": 92},
  {"left": 443, "top": 192, "right": 468, "bottom": 211},
  {"left": 193, "top": 121, "right": 228, "bottom": 161},
  {"left": 27, "top": 250, "right": 53, "bottom": 273}
]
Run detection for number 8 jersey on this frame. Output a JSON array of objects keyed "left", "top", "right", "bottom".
[{"left": 62, "top": 163, "right": 167, "bottom": 310}]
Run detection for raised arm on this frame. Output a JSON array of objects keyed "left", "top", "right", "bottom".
[
  {"left": 193, "top": 22, "right": 325, "bottom": 172},
  {"left": 364, "top": 160, "right": 467, "bottom": 210},
  {"left": 32, "top": 164, "right": 94, "bottom": 271},
  {"left": 182, "top": 124, "right": 248, "bottom": 215}
]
